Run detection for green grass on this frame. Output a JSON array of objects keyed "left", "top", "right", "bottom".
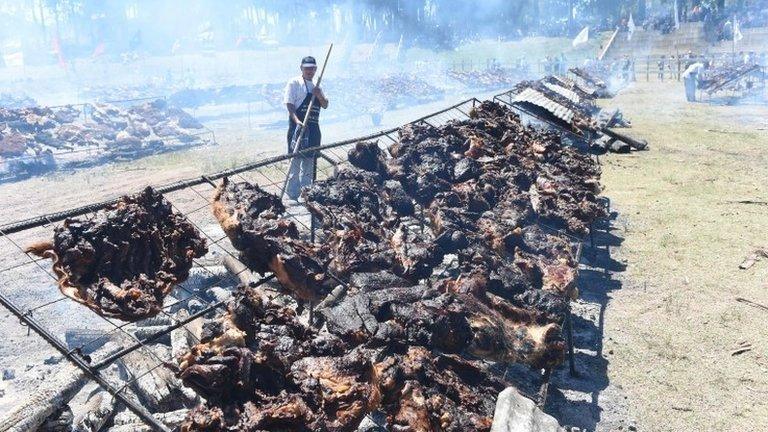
[{"left": 598, "top": 80, "right": 768, "bottom": 432}]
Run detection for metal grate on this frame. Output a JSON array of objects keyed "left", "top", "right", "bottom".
[{"left": 0, "top": 98, "right": 480, "bottom": 431}]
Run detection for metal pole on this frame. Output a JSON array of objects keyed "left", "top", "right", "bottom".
[
  {"left": 565, "top": 307, "right": 577, "bottom": 377},
  {"left": 0, "top": 292, "right": 172, "bottom": 432}
]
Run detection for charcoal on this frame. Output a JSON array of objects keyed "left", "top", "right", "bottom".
[
  {"left": 348, "top": 271, "right": 413, "bottom": 292},
  {"left": 454, "top": 156, "right": 481, "bottom": 183},
  {"left": 381, "top": 180, "right": 415, "bottom": 217}
]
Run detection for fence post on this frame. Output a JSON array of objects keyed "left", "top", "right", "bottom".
[{"left": 646, "top": 56, "right": 650, "bottom": 81}]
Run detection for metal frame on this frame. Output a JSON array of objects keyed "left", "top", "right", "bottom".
[
  {"left": 0, "top": 93, "right": 607, "bottom": 428},
  {"left": 493, "top": 89, "right": 595, "bottom": 153},
  {"left": 699, "top": 65, "right": 766, "bottom": 103},
  {"left": 0, "top": 97, "right": 479, "bottom": 431}
]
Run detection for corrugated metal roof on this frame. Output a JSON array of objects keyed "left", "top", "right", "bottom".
[
  {"left": 513, "top": 88, "right": 575, "bottom": 123},
  {"left": 542, "top": 82, "right": 581, "bottom": 103},
  {"left": 553, "top": 75, "right": 598, "bottom": 95}
]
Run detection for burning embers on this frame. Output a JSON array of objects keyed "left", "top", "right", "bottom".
[
  {"left": 176, "top": 101, "right": 603, "bottom": 431},
  {"left": 27, "top": 187, "right": 208, "bottom": 320}
]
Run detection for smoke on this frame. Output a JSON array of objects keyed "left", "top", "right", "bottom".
[{"left": 0, "top": 1, "right": 614, "bottom": 107}]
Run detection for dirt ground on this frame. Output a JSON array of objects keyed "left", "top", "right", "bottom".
[{"left": 596, "top": 80, "right": 768, "bottom": 431}]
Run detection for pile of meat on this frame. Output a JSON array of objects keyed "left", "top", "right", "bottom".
[
  {"left": 698, "top": 63, "right": 762, "bottom": 92},
  {"left": 541, "top": 75, "right": 599, "bottom": 105},
  {"left": 322, "top": 74, "right": 445, "bottom": 119},
  {"left": 372, "top": 74, "right": 444, "bottom": 108},
  {"left": 0, "top": 99, "right": 206, "bottom": 161},
  {"left": 447, "top": 67, "right": 529, "bottom": 90},
  {"left": 27, "top": 187, "right": 208, "bottom": 321},
  {"left": 176, "top": 101, "right": 605, "bottom": 431},
  {"left": 0, "top": 92, "right": 37, "bottom": 109},
  {"left": 568, "top": 66, "right": 613, "bottom": 98}
]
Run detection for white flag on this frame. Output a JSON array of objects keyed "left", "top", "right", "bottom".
[
  {"left": 572, "top": 26, "right": 589, "bottom": 47},
  {"left": 3, "top": 51, "right": 24, "bottom": 67},
  {"left": 627, "top": 13, "right": 636, "bottom": 41},
  {"left": 674, "top": 0, "right": 680, "bottom": 30},
  {"left": 733, "top": 17, "right": 743, "bottom": 42}
]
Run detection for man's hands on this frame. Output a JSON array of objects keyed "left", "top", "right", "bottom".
[{"left": 312, "top": 86, "right": 329, "bottom": 108}]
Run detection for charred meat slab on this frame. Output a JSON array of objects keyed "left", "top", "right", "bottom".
[{"left": 27, "top": 187, "right": 207, "bottom": 320}]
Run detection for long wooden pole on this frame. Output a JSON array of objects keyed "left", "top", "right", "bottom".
[
  {"left": 293, "top": 44, "right": 333, "bottom": 150},
  {"left": 281, "top": 43, "right": 333, "bottom": 197}
]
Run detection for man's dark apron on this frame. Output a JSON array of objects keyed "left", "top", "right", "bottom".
[{"left": 287, "top": 81, "right": 321, "bottom": 154}]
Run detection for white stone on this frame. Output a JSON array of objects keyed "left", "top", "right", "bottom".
[{"left": 491, "top": 387, "right": 564, "bottom": 432}]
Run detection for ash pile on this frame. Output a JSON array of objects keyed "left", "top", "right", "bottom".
[
  {"left": 9, "top": 100, "right": 608, "bottom": 431},
  {"left": 0, "top": 99, "right": 210, "bottom": 181},
  {"left": 507, "top": 76, "right": 647, "bottom": 154}
]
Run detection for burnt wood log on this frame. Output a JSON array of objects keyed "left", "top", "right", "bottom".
[
  {"left": 118, "top": 344, "right": 195, "bottom": 413},
  {"left": 601, "top": 127, "right": 648, "bottom": 150},
  {"left": 0, "top": 343, "right": 120, "bottom": 432},
  {"left": 71, "top": 389, "right": 117, "bottom": 432}
]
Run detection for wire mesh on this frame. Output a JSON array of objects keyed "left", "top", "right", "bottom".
[
  {"left": 0, "top": 97, "right": 481, "bottom": 431},
  {"left": 0, "top": 94, "right": 604, "bottom": 430}
]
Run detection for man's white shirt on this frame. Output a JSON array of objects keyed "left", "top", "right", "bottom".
[
  {"left": 682, "top": 62, "right": 704, "bottom": 79},
  {"left": 283, "top": 76, "right": 315, "bottom": 108}
]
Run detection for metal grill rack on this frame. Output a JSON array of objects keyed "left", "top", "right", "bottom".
[
  {"left": 0, "top": 96, "right": 217, "bottom": 183},
  {"left": 492, "top": 89, "right": 596, "bottom": 153},
  {"left": 0, "top": 94, "right": 607, "bottom": 430},
  {"left": 0, "top": 98, "right": 483, "bottom": 431}
]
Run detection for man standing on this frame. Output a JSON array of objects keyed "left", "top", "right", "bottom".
[
  {"left": 682, "top": 60, "right": 706, "bottom": 102},
  {"left": 283, "top": 56, "right": 329, "bottom": 200}
]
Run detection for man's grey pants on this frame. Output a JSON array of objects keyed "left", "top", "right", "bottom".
[
  {"left": 285, "top": 155, "right": 315, "bottom": 200},
  {"left": 684, "top": 76, "right": 697, "bottom": 102}
]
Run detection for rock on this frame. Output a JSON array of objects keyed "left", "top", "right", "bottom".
[
  {"left": 2, "top": 369, "right": 15, "bottom": 380},
  {"left": 44, "top": 355, "right": 62, "bottom": 365},
  {"left": 491, "top": 387, "right": 564, "bottom": 432},
  {"left": 357, "top": 411, "right": 388, "bottom": 431}
]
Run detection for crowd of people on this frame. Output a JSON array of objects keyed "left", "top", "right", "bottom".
[
  {"left": 643, "top": 13, "right": 677, "bottom": 34},
  {"left": 704, "top": 0, "right": 768, "bottom": 42}
]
